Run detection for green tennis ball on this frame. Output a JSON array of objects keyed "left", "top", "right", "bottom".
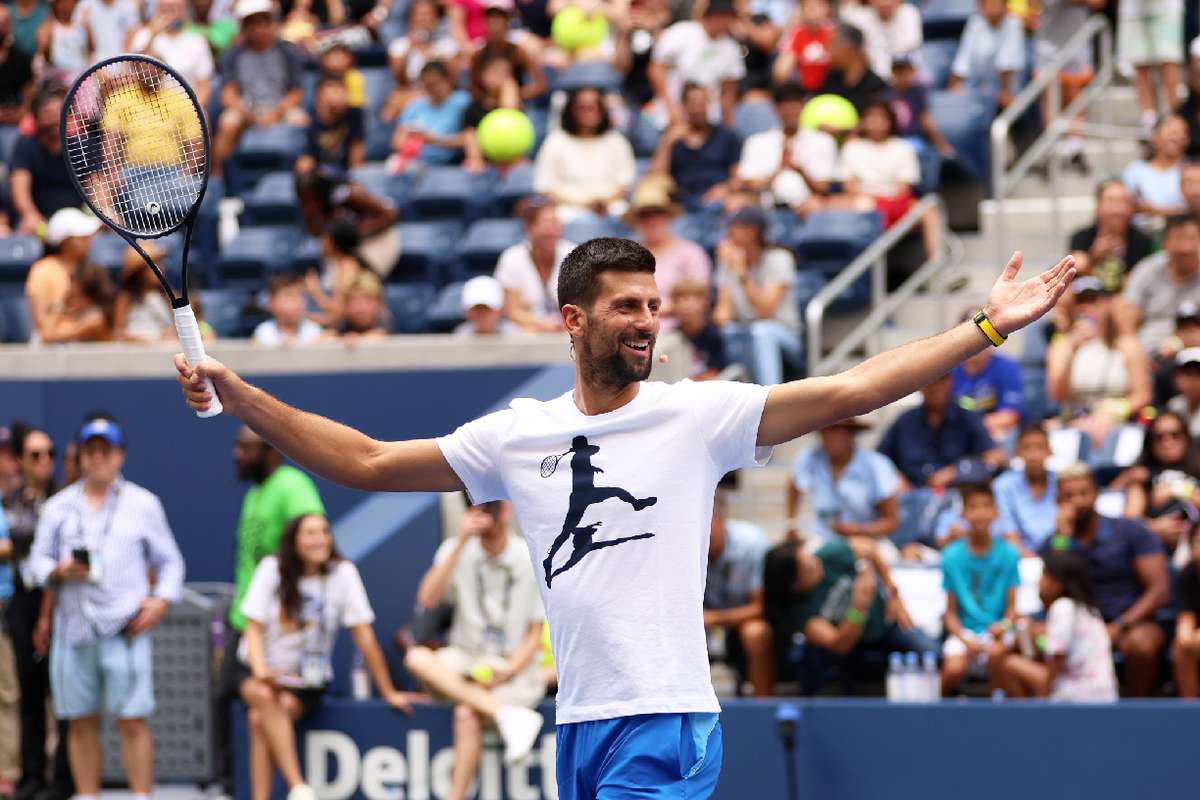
[
  {"left": 580, "top": 12, "right": 609, "bottom": 49},
  {"left": 476, "top": 108, "right": 536, "bottom": 163},
  {"left": 799, "top": 94, "right": 860, "bottom": 131},
  {"left": 471, "top": 663, "right": 494, "bottom": 683},
  {"left": 552, "top": 6, "right": 590, "bottom": 52}
]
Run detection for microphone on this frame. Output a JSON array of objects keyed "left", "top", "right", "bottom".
[{"left": 659, "top": 353, "right": 669, "bottom": 364}]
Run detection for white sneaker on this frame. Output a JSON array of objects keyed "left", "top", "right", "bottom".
[
  {"left": 287, "top": 785, "right": 318, "bottom": 800},
  {"left": 495, "top": 705, "right": 544, "bottom": 765}
]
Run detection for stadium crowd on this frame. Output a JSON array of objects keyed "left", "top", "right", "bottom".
[{"left": 5, "top": 0, "right": 1200, "bottom": 797}]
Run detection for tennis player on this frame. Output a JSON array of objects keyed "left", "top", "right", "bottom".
[{"left": 176, "top": 238, "right": 1073, "bottom": 798}]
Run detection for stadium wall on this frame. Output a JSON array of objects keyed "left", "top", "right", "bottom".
[{"left": 234, "top": 698, "right": 1200, "bottom": 799}]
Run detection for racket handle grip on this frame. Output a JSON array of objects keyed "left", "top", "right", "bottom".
[{"left": 174, "top": 304, "right": 223, "bottom": 419}]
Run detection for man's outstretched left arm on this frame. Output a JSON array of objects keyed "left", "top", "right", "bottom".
[{"left": 757, "top": 252, "right": 1074, "bottom": 447}]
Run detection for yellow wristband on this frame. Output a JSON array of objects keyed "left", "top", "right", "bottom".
[{"left": 973, "top": 309, "right": 1006, "bottom": 347}]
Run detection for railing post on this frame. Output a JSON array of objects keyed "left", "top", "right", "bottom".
[
  {"left": 1049, "top": 75, "right": 1063, "bottom": 247},
  {"left": 992, "top": 118, "right": 1008, "bottom": 267},
  {"left": 1100, "top": 22, "right": 1114, "bottom": 173},
  {"left": 871, "top": 254, "right": 886, "bottom": 357}
]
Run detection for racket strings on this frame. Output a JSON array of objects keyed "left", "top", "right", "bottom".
[{"left": 64, "top": 58, "right": 207, "bottom": 237}]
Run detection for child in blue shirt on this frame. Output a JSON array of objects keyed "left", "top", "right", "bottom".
[{"left": 940, "top": 482, "right": 1021, "bottom": 695}]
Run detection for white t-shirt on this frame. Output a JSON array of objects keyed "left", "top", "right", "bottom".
[
  {"left": 434, "top": 534, "right": 545, "bottom": 657},
  {"left": 238, "top": 556, "right": 375, "bottom": 678},
  {"left": 253, "top": 319, "right": 324, "bottom": 347},
  {"left": 737, "top": 128, "right": 839, "bottom": 206},
  {"left": 129, "top": 27, "right": 216, "bottom": 86},
  {"left": 437, "top": 379, "right": 773, "bottom": 724},
  {"left": 388, "top": 36, "right": 461, "bottom": 85},
  {"left": 1044, "top": 597, "right": 1118, "bottom": 702},
  {"left": 493, "top": 240, "right": 575, "bottom": 325},
  {"left": 840, "top": 3, "right": 923, "bottom": 77},
  {"left": 839, "top": 137, "right": 921, "bottom": 197},
  {"left": 77, "top": 0, "right": 140, "bottom": 61},
  {"left": 652, "top": 21, "right": 746, "bottom": 120}
]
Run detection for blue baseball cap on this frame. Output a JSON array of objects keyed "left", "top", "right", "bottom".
[{"left": 78, "top": 418, "right": 124, "bottom": 447}]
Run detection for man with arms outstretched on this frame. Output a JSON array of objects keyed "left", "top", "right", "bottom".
[{"left": 176, "top": 239, "right": 1073, "bottom": 799}]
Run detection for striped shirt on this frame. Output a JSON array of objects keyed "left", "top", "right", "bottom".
[{"left": 29, "top": 477, "right": 185, "bottom": 645}]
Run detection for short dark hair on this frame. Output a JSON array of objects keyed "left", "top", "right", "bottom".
[
  {"left": 1165, "top": 213, "right": 1200, "bottom": 235},
  {"left": 316, "top": 74, "right": 345, "bottom": 93},
  {"left": 835, "top": 22, "right": 864, "bottom": 50},
  {"left": 861, "top": 99, "right": 897, "bottom": 136},
  {"left": 419, "top": 60, "right": 450, "bottom": 81},
  {"left": 772, "top": 82, "right": 808, "bottom": 105},
  {"left": 267, "top": 273, "right": 304, "bottom": 295},
  {"left": 958, "top": 482, "right": 995, "bottom": 504},
  {"left": 557, "top": 238, "right": 656, "bottom": 310},
  {"left": 562, "top": 87, "right": 612, "bottom": 136},
  {"left": 1016, "top": 422, "right": 1049, "bottom": 444},
  {"left": 681, "top": 81, "right": 707, "bottom": 103},
  {"left": 326, "top": 218, "right": 360, "bottom": 254}
]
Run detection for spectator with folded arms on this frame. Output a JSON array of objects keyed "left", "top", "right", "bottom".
[
  {"left": 1044, "top": 464, "right": 1170, "bottom": 697},
  {"left": 534, "top": 87, "right": 636, "bottom": 221},
  {"left": 994, "top": 549, "right": 1118, "bottom": 701},
  {"left": 238, "top": 513, "right": 420, "bottom": 800},
  {"left": 939, "top": 482, "right": 1020, "bottom": 696}
]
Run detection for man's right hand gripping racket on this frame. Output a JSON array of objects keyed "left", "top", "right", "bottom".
[{"left": 61, "top": 54, "right": 221, "bottom": 417}]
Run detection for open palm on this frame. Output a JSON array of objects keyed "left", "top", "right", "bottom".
[{"left": 984, "top": 252, "right": 1076, "bottom": 337}]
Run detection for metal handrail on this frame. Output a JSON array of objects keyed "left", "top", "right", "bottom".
[
  {"left": 805, "top": 194, "right": 955, "bottom": 375},
  {"left": 991, "top": 15, "right": 1114, "bottom": 262}
]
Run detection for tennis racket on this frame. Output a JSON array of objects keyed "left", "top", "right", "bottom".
[
  {"left": 540, "top": 451, "right": 570, "bottom": 478},
  {"left": 61, "top": 54, "right": 221, "bottom": 418}
]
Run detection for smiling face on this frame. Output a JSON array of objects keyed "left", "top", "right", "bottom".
[
  {"left": 20, "top": 430, "right": 55, "bottom": 488},
  {"left": 79, "top": 438, "right": 124, "bottom": 487},
  {"left": 295, "top": 514, "right": 334, "bottom": 571},
  {"left": 571, "top": 271, "right": 661, "bottom": 390}
]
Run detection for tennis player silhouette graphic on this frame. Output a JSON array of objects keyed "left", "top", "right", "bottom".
[{"left": 543, "top": 435, "right": 657, "bottom": 587}]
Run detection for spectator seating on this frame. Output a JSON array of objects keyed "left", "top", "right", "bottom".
[
  {"left": 792, "top": 211, "right": 884, "bottom": 308},
  {"left": 197, "top": 288, "right": 254, "bottom": 338},
  {"left": 930, "top": 91, "right": 992, "bottom": 181},
  {"left": 384, "top": 282, "right": 436, "bottom": 333},
  {"left": 427, "top": 281, "right": 466, "bottom": 333},
  {"left": 392, "top": 221, "right": 464, "bottom": 283},
  {"left": 554, "top": 62, "right": 623, "bottom": 93},
  {"left": 218, "top": 226, "right": 302, "bottom": 287},
  {"left": 0, "top": 294, "right": 32, "bottom": 342},
  {"left": 455, "top": 218, "right": 525, "bottom": 277},
  {"left": 493, "top": 163, "right": 535, "bottom": 216},
  {"left": 350, "top": 164, "right": 412, "bottom": 210},
  {"left": 362, "top": 68, "right": 393, "bottom": 110},
  {"left": 1020, "top": 315, "right": 1054, "bottom": 422},
  {"left": 291, "top": 236, "right": 323, "bottom": 273},
  {"left": 563, "top": 216, "right": 628, "bottom": 245},
  {"left": 920, "top": 39, "right": 959, "bottom": 90},
  {"left": 229, "top": 125, "right": 306, "bottom": 195},
  {"left": 242, "top": 171, "right": 298, "bottom": 225},
  {"left": 0, "top": 235, "right": 44, "bottom": 295},
  {"left": 734, "top": 101, "right": 779, "bottom": 141},
  {"left": 921, "top": 0, "right": 975, "bottom": 40},
  {"left": 406, "top": 166, "right": 493, "bottom": 221}
]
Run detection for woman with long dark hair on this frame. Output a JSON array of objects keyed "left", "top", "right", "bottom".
[
  {"left": 237, "top": 514, "right": 423, "bottom": 800},
  {"left": 1118, "top": 409, "right": 1199, "bottom": 560},
  {"left": 994, "top": 549, "right": 1118, "bottom": 701}
]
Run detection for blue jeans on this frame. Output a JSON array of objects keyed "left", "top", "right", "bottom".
[{"left": 723, "top": 320, "right": 803, "bottom": 385}]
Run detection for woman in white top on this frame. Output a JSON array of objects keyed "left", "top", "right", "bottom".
[
  {"left": 534, "top": 87, "right": 636, "bottom": 223},
  {"left": 994, "top": 549, "right": 1118, "bottom": 702},
  {"left": 238, "top": 514, "right": 424, "bottom": 800},
  {"left": 114, "top": 244, "right": 174, "bottom": 343},
  {"left": 494, "top": 196, "right": 573, "bottom": 332},
  {"left": 37, "top": 0, "right": 92, "bottom": 80},
  {"left": 1046, "top": 277, "right": 1150, "bottom": 445}
]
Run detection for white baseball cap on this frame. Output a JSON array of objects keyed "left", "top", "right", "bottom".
[
  {"left": 45, "top": 208, "right": 101, "bottom": 246},
  {"left": 236, "top": 0, "right": 275, "bottom": 21},
  {"left": 461, "top": 276, "right": 505, "bottom": 312}
]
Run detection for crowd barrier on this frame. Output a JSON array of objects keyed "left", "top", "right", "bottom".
[{"left": 232, "top": 697, "right": 1200, "bottom": 799}]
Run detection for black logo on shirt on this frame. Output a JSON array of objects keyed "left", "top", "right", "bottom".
[{"left": 541, "top": 435, "right": 657, "bottom": 588}]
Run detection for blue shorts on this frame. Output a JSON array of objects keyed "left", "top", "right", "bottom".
[
  {"left": 556, "top": 712, "right": 724, "bottom": 799},
  {"left": 50, "top": 632, "right": 155, "bottom": 720}
]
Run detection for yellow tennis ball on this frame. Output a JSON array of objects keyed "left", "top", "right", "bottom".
[
  {"left": 476, "top": 109, "right": 535, "bottom": 163},
  {"left": 800, "top": 94, "right": 860, "bottom": 131},
  {"left": 471, "top": 663, "right": 495, "bottom": 683}
]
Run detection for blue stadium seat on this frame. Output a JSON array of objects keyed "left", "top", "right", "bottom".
[
  {"left": 672, "top": 212, "right": 721, "bottom": 254},
  {"left": 930, "top": 91, "right": 992, "bottom": 180},
  {"left": 628, "top": 113, "right": 662, "bottom": 159},
  {"left": 554, "top": 62, "right": 623, "bottom": 92},
  {"left": 915, "top": 143, "right": 943, "bottom": 196},
  {"left": 0, "top": 234, "right": 44, "bottom": 295},
  {"left": 791, "top": 211, "right": 883, "bottom": 264},
  {"left": 196, "top": 288, "right": 252, "bottom": 338},
  {"left": 563, "top": 216, "right": 628, "bottom": 244},
  {"left": 0, "top": 125, "right": 20, "bottom": 168},
  {"left": 393, "top": 220, "right": 463, "bottom": 283},
  {"left": 218, "top": 226, "right": 302, "bottom": 287},
  {"left": 427, "top": 281, "right": 465, "bottom": 332},
  {"left": 90, "top": 233, "right": 131, "bottom": 279},
  {"left": 230, "top": 124, "right": 305, "bottom": 195},
  {"left": 193, "top": 174, "right": 225, "bottom": 285},
  {"left": 292, "top": 236, "right": 323, "bottom": 272},
  {"left": 365, "top": 117, "right": 396, "bottom": 162},
  {"left": 242, "top": 171, "right": 298, "bottom": 225},
  {"left": 362, "top": 68, "right": 394, "bottom": 110},
  {"left": 0, "top": 295, "right": 32, "bottom": 342},
  {"left": 493, "top": 163, "right": 535, "bottom": 215},
  {"left": 407, "top": 167, "right": 492, "bottom": 221},
  {"left": 920, "top": 40, "right": 959, "bottom": 90},
  {"left": 922, "top": 0, "right": 974, "bottom": 39},
  {"left": 385, "top": 282, "right": 436, "bottom": 333},
  {"left": 350, "top": 164, "right": 412, "bottom": 210},
  {"left": 793, "top": 268, "right": 827, "bottom": 316},
  {"left": 456, "top": 218, "right": 525, "bottom": 277},
  {"left": 734, "top": 101, "right": 779, "bottom": 141}
]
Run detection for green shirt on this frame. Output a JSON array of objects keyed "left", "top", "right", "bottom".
[
  {"left": 230, "top": 465, "right": 324, "bottom": 630},
  {"left": 187, "top": 19, "right": 238, "bottom": 55},
  {"left": 795, "top": 539, "right": 888, "bottom": 644}
]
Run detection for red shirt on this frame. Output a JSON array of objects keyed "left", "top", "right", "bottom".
[{"left": 787, "top": 24, "right": 833, "bottom": 92}]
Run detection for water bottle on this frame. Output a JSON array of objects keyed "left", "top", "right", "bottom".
[
  {"left": 1017, "top": 619, "right": 1035, "bottom": 659},
  {"left": 886, "top": 652, "right": 904, "bottom": 701},
  {"left": 351, "top": 652, "right": 371, "bottom": 700},
  {"left": 922, "top": 651, "right": 939, "bottom": 702},
  {"left": 902, "top": 651, "right": 921, "bottom": 702}
]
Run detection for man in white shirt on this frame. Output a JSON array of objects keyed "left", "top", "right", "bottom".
[
  {"left": 735, "top": 82, "right": 838, "bottom": 211},
  {"left": 175, "top": 237, "right": 1075, "bottom": 796},
  {"left": 839, "top": 0, "right": 923, "bottom": 78},
  {"left": 404, "top": 499, "right": 545, "bottom": 797},
  {"left": 77, "top": 0, "right": 138, "bottom": 61},
  {"left": 649, "top": 0, "right": 746, "bottom": 126},
  {"left": 127, "top": 0, "right": 215, "bottom": 107}
]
